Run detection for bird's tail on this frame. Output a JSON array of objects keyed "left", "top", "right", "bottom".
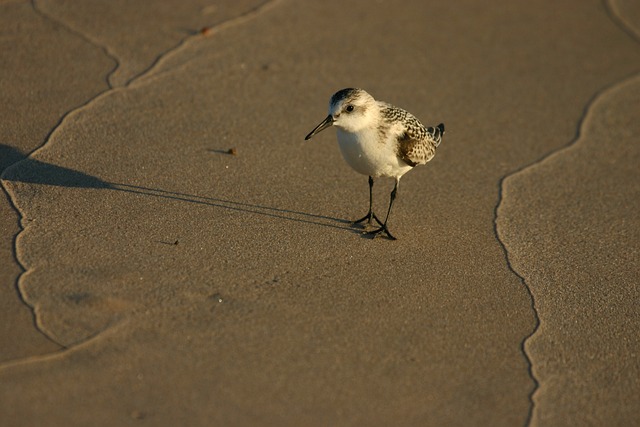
[{"left": 428, "top": 123, "right": 445, "bottom": 147}]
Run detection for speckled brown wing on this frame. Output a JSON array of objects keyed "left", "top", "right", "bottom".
[{"left": 397, "top": 123, "right": 444, "bottom": 167}]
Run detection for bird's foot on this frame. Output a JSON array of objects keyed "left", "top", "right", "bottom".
[
  {"left": 352, "top": 212, "right": 383, "bottom": 228},
  {"left": 365, "top": 225, "right": 397, "bottom": 240}
]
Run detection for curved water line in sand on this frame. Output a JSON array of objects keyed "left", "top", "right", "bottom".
[
  {"left": 496, "top": 70, "right": 640, "bottom": 426},
  {"left": 496, "top": 2, "right": 640, "bottom": 423},
  {"left": 0, "top": 0, "right": 284, "bottom": 358},
  {"left": 31, "top": 0, "right": 120, "bottom": 90},
  {"left": 606, "top": 0, "right": 640, "bottom": 43}
]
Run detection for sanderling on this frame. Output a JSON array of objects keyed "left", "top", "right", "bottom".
[{"left": 305, "top": 88, "right": 444, "bottom": 240}]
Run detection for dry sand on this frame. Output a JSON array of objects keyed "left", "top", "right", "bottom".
[{"left": 1, "top": 0, "right": 639, "bottom": 426}]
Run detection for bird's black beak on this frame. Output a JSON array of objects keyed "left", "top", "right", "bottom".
[{"left": 305, "top": 115, "right": 334, "bottom": 140}]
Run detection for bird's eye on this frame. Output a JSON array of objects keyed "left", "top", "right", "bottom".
[{"left": 345, "top": 105, "right": 354, "bottom": 113}]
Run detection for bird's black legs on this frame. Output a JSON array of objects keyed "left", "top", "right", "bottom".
[
  {"left": 367, "top": 179, "right": 399, "bottom": 240},
  {"left": 352, "top": 176, "right": 383, "bottom": 227}
]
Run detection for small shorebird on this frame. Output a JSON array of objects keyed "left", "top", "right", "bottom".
[{"left": 305, "top": 88, "right": 444, "bottom": 240}]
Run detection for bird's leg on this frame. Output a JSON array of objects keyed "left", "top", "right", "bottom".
[
  {"left": 352, "top": 176, "right": 383, "bottom": 227},
  {"left": 367, "top": 179, "right": 399, "bottom": 240}
]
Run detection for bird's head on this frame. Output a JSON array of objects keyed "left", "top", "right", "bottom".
[{"left": 305, "top": 88, "right": 377, "bottom": 140}]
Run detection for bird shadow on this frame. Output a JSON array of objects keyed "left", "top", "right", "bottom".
[{"left": 1, "top": 144, "right": 370, "bottom": 236}]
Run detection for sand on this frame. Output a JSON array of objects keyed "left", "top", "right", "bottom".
[{"left": 1, "top": 0, "right": 638, "bottom": 426}]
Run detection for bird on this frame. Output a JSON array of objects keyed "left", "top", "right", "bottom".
[{"left": 305, "top": 88, "right": 444, "bottom": 240}]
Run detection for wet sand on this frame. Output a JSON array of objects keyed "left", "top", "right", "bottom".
[{"left": 1, "top": 0, "right": 639, "bottom": 426}]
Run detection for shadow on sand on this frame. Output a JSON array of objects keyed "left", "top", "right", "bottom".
[{"left": 1, "top": 144, "right": 362, "bottom": 234}]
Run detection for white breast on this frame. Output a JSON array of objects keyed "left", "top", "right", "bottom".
[{"left": 335, "top": 128, "right": 412, "bottom": 179}]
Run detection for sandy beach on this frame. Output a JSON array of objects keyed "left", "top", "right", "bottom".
[{"left": 1, "top": 0, "right": 639, "bottom": 425}]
